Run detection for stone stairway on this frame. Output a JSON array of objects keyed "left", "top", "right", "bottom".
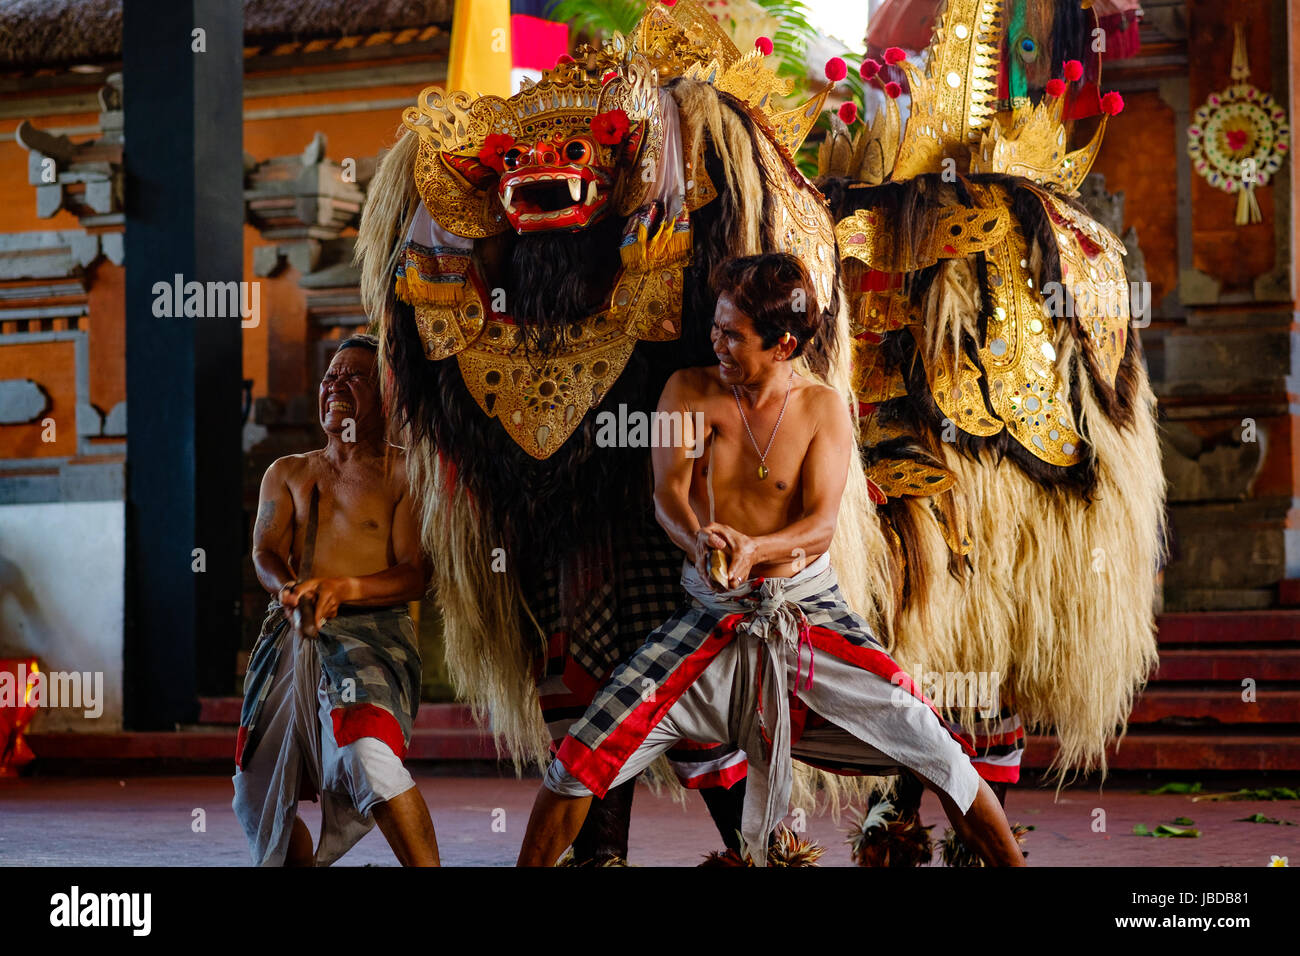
[{"left": 1023, "top": 610, "right": 1300, "bottom": 772}]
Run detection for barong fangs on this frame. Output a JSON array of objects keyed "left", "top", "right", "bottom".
[
  {"left": 546, "top": 553, "right": 981, "bottom": 866},
  {"left": 232, "top": 600, "right": 422, "bottom": 866}
]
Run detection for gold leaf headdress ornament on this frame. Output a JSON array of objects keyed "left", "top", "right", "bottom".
[
  {"left": 821, "top": 0, "right": 1126, "bottom": 194},
  {"left": 401, "top": 0, "right": 838, "bottom": 237}
]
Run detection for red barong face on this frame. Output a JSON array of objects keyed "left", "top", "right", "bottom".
[
  {"left": 492, "top": 124, "right": 619, "bottom": 233},
  {"left": 409, "top": 70, "right": 653, "bottom": 239}
]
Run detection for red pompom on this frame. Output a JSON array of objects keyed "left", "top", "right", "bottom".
[
  {"left": 1046, "top": 78, "right": 1066, "bottom": 98},
  {"left": 1101, "top": 91, "right": 1125, "bottom": 116},
  {"left": 884, "top": 81, "right": 902, "bottom": 99},
  {"left": 825, "top": 57, "right": 847, "bottom": 82},
  {"left": 755, "top": 36, "right": 773, "bottom": 56},
  {"left": 859, "top": 58, "right": 881, "bottom": 81},
  {"left": 662, "top": 0, "right": 677, "bottom": 5},
  {"left": 1063, "top": 59, "right": 1084, "bottom": 82},
  {"left": 601, "top": 70, "right": 618, "bottom": 85},
  {"left": 555, "top": 53, "right": 574, "bottom": 66},
  {"left": 838, "top": 102, "right": 859, "bottom": 124},
  {"left": 884, "top": 47, "right": 907, "bottom": 65}
]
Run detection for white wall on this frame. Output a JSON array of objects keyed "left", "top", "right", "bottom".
[{"left": 0, "top": 500, "right": 123, "bottom": 731}]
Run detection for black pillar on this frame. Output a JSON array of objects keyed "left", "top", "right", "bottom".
[{"left": 123, "top": 0, "right": 244, "bottom": 728}]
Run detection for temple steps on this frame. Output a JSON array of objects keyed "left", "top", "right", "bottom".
[{"left": 1022, "top": 609, "right": 1300, "bottom": 772}]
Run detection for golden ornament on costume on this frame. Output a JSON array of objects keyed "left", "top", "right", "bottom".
[
  {"left": 817, "top": 0, "right": 1164, "bottom": 783},
  {"left": 395, "top": 0, "right": 839, "bottom": 462},
  {"left": 864, "top": 458, "right": 957, "bottom": 499},
  {"left": 978, "top": 211, "right": 1083, "bottom": 467},
  {"left": 969, "top": 78, "right": 1111, "bottom": 196},
  {"left": 888, "top": 0, "right": 1006, "bottom": 183}
]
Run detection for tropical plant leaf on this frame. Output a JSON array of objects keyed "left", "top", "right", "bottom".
[
  {"left": 546, "top": 0, "right": 644, "bottom": 39},
  {"left": 1172, "top": 816, "right": 1195, "bottom": 826}
]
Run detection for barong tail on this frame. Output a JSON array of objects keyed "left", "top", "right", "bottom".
[
  {"left": 232, "top": 600, "right": 422, "bottom": 866},
  {"left": 552, "top": 555, "right": 979, "bottom": 863}
]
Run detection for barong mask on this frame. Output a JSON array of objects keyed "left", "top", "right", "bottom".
[
  {"left": 807, "top": 0, "right": 1164, "bottom": 780},
  {"left": 392, "top": 0, "right": 837, "bottom": 459},
  {"left": 403, "top": 58, "right": 662, "bottom": 240},
  {"left": 821, "top": 0, "right": 1128, "bottom": 474}
]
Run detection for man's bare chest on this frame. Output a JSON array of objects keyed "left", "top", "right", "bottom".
[
  {"left": 289, "top": 468, "right": 393, "bottom": 539},
  {"left": 696, "top": 408, "right": 811, "bottom": 509}
]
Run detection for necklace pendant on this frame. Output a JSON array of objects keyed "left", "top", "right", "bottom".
[{"left": 758, "top": 464, "right": 769, "bottom": 480}]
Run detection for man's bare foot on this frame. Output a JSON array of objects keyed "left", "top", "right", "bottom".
[{"left": 372, "top": 786, "right": 440, "bottom": 866}]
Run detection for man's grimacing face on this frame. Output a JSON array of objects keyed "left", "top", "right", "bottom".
[
  {"left": 710, "top": 294, "right": 787, "bottom": 386},
  {"left": 319, "top": 347, "right": 380, "bottom": 436}
]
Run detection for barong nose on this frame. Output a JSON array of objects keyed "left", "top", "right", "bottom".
[{"left": 532, "top": 141, "right": 560, "bottom": 165}]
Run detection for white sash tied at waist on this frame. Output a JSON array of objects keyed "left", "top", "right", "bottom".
[{"left": 681, "top": 552, "right": 834, "bottom": 867}]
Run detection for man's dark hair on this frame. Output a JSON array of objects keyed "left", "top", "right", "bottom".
[
  {"left": 711, "top": 253, "right": 822, "bottom": 358},
  {"left": 335, "top": 333, "right": 379, "bottom": 356}
]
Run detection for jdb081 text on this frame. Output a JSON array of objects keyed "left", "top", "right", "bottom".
[{"left": 1191, "top": 893, "right": 1247, "bottom": 905}]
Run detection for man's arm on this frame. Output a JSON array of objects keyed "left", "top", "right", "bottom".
[
  {"left": 251, "top": 459, "right": 296, "bottom": 599},
  {"left": 718, "top": 386, "right": 853, "bottom": 583},
  {"left": 652, "top": 370, "right": 725, "bottom": 578}
]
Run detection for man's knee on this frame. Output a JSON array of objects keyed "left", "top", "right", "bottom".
[
  {"left": 335, "top": 736, "right": 415, "bottom": 815},
  {"left": 543, "top": 756, "right": 595, "bottom": 798}
]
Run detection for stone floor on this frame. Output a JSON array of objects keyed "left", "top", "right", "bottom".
[{"left": 0, "top": 772, "right": 1295, "bottom": 866}]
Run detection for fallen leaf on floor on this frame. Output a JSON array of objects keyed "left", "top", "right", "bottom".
[
  {"left": 1154, "top": 824, "right": 1200, "bottom": 838},
  {"left": 1142, "top": 782, "right": 1202, "bottom": 795},
  {"left": 1236, "top": 813, "right": 1297, "bottom": 826},
  {"left": 1133, "top": 822, "right": 1201, "bottom": 838},
  {"left": 1192, "top": 787, "right": 1300, "bottom": 802}
]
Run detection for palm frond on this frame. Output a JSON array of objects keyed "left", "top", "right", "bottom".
[{"left": 546, "top": 0, "right": 645, "bottom": 41}]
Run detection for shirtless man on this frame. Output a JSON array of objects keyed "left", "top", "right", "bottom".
[
  {"left": 516, "top": 253, "right": 1026, "bottom": 866},
  {"left": 232, "top": 334, "right": 440, "bottom": 867}
]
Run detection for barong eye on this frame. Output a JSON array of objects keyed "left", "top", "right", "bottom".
[
  {"left": 564, "top": 139, "right": 594, "bottom": 165},
  {"left": 502, "top": 147, "right": 526, "bottom": 170}
]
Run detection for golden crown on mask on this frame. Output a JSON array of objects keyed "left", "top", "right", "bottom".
[{"left": 820, "top": 0, "right": 1123, "bottom": 194}]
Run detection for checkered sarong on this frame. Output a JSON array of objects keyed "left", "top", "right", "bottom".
[
  {"left": 556, "top": 560, "right": 977, "bottom": 804},
  {"left": 532, "top": 514, "right": 746, "bottom": 789},
  {"left": 947, "top": 707, "right": 1026, "bottom": 783},
  {"left": 236, "top": 600, "right": 421, "bottom": 772},
  {"left": 532, "top": 516, "right": 687, "bottom": 734}
]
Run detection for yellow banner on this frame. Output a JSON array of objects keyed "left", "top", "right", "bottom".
[{"left": 448, "top": 0, "right": 513, "bottom": 97}]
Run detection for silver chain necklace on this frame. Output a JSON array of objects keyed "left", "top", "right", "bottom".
[{"left": 732, "top": 367, "right": 794, "bottom": 480}]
